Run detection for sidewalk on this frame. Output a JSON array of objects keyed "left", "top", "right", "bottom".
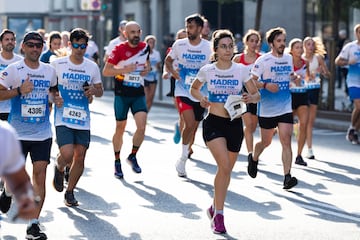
[{"left": 152, "top": 78, "right": 351, "bottom": 132}]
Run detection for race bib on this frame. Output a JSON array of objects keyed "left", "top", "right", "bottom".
[
  {"left": 123, "top": 73, "right": 143, "bottom": 87},
  {"left": 124, "top": 73, "right": 143, "bottom": 83},
  {"left": 62, "top": 107, "right": 87, "bottom": 125},
  {"left": 21, "top": 103, "right": 46, "bottom": 123}
]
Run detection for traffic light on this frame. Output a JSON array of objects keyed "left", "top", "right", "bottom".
[{"left": 101, "top": 2, "right": 108, "bottom": 11}]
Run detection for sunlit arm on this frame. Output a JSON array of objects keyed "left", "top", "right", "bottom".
[
  {"left": 102, "top": 61, "right": 136, "bottom": 77},
  {"left": 0, "top": 84, "right": 19, "bottom": 100},
  {"left": 190, "top": 79, "right": 210, "bottom": 108},
  {"left": 244, "top": 77, "right": 261, "bottom": 104},
  {"left": 164, "top": 55, "right": 180, "bottom": 80}
]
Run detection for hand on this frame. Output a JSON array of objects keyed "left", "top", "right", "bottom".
[
  {"left": 88, "top": 95, "right": 94, "bottom": 103},
  {"left": 266, "top": 83, "right": 279, "bottom": 93},
  {"left": 123, "top": 63, "right": 137, "bottom": 74},
  {"left": 241, "top": 92, "right": 251, "bottom": 104},
  {"left": 199, "top": 96, "right": 210, "bottom": 108},
  {"left": 20, "top": 77, "right": 34, "bottom": 95},
  {"left": 54, "top": 92, "right": 64, "bottom": 108},
  {"left": 294, "top": 75, "right": 302, "bottom": 86},
  {"left": 348, "top": 58, "right": 357, "bottom": 65},
  {"left": 171, "top": 68, "right": 181, "bottom": 80},
  {"left": 14, "top": 195, "right": 39, "bottom": 220},
  {"left": 140, "top": 64, "right": 151, "bottom": 77},
  {"left": 162, "top": 72, "right": 170, "bottom": 80},
  {"left": 84, "top": 85, "right": 98, "bottom": 98}
]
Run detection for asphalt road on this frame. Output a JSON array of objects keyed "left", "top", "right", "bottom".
[{"left": 1, "top": 91, "right": 359, "bottom": 240}]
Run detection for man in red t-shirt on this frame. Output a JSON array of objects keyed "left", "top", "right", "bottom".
[{"left": 103, "top": 21, "right": 150, "bottom": 178}]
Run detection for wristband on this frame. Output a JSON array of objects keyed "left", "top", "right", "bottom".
[
  {"left": 17, "top": 87, "right": 21, "bottom": 95},
  {"left": 263, "top": 82, "right": 267, "bottom": 89}
]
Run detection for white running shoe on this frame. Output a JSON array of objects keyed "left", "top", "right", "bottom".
[
  {"left": 306, "top": 148, "right": 315, "bottom": 159},
  {"left": 175, "top": 156, "right": 187, "bottom": 177}
]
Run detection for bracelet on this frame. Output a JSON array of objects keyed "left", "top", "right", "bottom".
[
  {"left": 17, "top": 87, "right": 21, "bottom": 95},
  {"left": 263, "top": 82, "right": 267, "bottom": 89}
]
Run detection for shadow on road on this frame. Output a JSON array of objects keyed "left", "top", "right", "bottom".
[
  {"left": 120, "top": 180, "right": 201, "bottom": 219},
  {"left": 58, "top": 187, "right": 138, "bottom": 240}
]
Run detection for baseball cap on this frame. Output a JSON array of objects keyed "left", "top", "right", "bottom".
[{"left": 23, "top": 31, "right": 45, "bottom": 43}]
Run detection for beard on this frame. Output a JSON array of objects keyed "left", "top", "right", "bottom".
[
  {"left": 3, "top": 44, "right": 15, "bottom": 52},
  {"left": 187, "top": 34, "right": 197, "bottom": 41},
  {"left": 129, "top": 37, "right": 140, "bottom": 45},
  {"left": 276, "top": 45, "right": 285, "bottom": 55}
]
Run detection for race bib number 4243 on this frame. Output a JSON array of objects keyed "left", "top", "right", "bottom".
[{"left": 63, "top": 107, "right": 87, "bottom": 121}]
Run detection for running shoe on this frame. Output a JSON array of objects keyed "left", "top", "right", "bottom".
[
  {"left": 247, "top": 153, "right": 258, "bottom": 178},
  {"left": 127, "top": 154, "right": 142, "bottom": 173},
  {"left": 114, "top": 161, "right": 124, "bottom": 178},
  {"left": 0, "top": 189, "right": 12, "bottom": 213},
  {"left": 211, "top": 214, "right": 227, "bottom": 234},
  {"left": 346, "top": 128, "right": 360, "bottom": 144},
  {"left": 26, "top": 223, "right": 47, "bottom": 240},
  {"left": 173, "top": 122, "right": 181, "bottom": 144},
  {"left": 283, "top": 174, "right": 298, "bottom": 190},
  {"left": 64, "top": 166, "right": 70, "bottom": 183},
  {"left": 175, "top": 156, "right": 187, "bottom": 177},
  {"left": 206, "top": 205, "right": 214, "bottom": 220},
  {"left": 53, "top": 164, "right": 64, "bottom": 192},
  {"left": 306, "top": 148, "right": 315, "bottom": 159},
  {"left": 295, "top": 155, "right": 307, "bottom": 166},
  {"left": 64, "top": 191, "right": 79, "bottom": 207}
]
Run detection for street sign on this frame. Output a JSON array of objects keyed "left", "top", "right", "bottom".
[{"left": 81, "top": 0, "right": 101, "bottom": 11}]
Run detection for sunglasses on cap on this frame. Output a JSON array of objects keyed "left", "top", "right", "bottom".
[
  {"left": 71, "top": 43, "right": 87, "bottom": 49},
  {"left": 24, "top": 42, "right": 43, "bottom": 49}
]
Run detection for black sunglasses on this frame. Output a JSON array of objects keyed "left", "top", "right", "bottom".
[
  {"left": 25, "top": 42, "right": 43, "bottom": 49},
  {"left": 72, "top": 43, "right": 87, "bottom": 49}
]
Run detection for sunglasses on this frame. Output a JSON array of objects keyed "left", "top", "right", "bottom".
[
  {"left": 71, "top": 43, "right": 87, "bottom": 49},
  {"left": 25, "top": 42, "right": 43, "bottom": 49}
]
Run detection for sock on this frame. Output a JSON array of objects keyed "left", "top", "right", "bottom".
[
  {"left": 181, "top": 144, "right": 189, "bottom": 158},
  {"left": 4, "top": 189, "right": 12, "bottom": 197},
  {"left": 114, "top": 151, "right": 120, "bottom": 161},
  {"left": 28, "top": 218, "right": 39, "bottom": 227},
  {"left": 215, "top": 209, "right": 224, "bottom": 215},
  {"left": 130, "top": 146, "right": 140, "bottom": 156}
]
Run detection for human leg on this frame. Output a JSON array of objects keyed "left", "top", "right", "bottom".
[
  {"left": 294, "top": 105, "right": 309, "bottom": 166},
  {"left": 63, "top": 144, "right": 87, "bottom": 207},
  {"left": 277, "top": 122, "right": 293, "bottom": 174},
  {"left": 113, "top": 95, "right": 130, "bottom": 156},
  {"left": 66, "top": 144, "right": 87, "bottom": 192},
  {"left": 208, "top": 139, "right": 238, "bottom": 211},
  {"left": 144, "top": 82, "right": 157, "bottom": 111},
  {"left": 126, "top": 111, "right": 147, "bottom": 173},
  {"left": 351, "top": 99, "right": 360, "bottom": 129},
  {"left": 278, "top": 121, "right": 298, "bottom": 189},
  {"left": 243, "top": 112, "right": 258, "bottom": 154},
  {"left": 306, "top": 104, "right": 317, "bottom": 158},
  {"left": 346, "top": 98, "right": 360, "bottom": 144},
  {"left": 175, "top": 110, "right": 197, "bottom": 177},
  {"left": 208, "top": 138, "right": 237, "bottom": 234},
  {"left": 253, "top": 128, "right": 274, "bottom": 161}
]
